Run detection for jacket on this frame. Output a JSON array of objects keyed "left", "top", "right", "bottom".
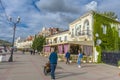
[
  {"left": 65, "top": 52, "right": 70, "bottom": 58},
  {"left": 49, "top": 52, "right": 58, "bottom": 64}
]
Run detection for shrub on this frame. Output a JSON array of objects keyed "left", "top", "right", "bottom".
[
  {"left": 118, "top": 60, "right": 120, "bottom": 66},
  {"left": 82, "top": 56, "right": 87, "bottom": 63}
]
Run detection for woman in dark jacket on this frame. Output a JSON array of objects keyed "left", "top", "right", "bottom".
[{"left": 65, "top": 50, "right": 70, "bottom": 64}]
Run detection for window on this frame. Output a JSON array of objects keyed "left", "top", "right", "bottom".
[
  {"left": 75, "top": 25, "right": 78, "bottom": 36},
  {"left": 79, "top": 25, "right": 81, "bottom": 35},
  {"left": 84, "top": 19, "right": 89, "bottom": 35},
  {"left": 71, "top": 28, "right": 74, "bottom": 37},
  {"left": 64, "top": 36, "right": 67, "bottom": 41},
  {"left": 59, "top": 37, "right": 61, "bottom": 42},
  {"left": 76, "top": 25, "right": 81, "bottom": 36},
  {"left": 76, "top": 27, "right": 79, "bottom": 36},
  {"left": 49, "top": 40, "right": 52, "bottom": 44},
  {"left": 102, "top": 25, "right": 107, "bottom": 34},
  {"left": 119, "top": 28, "right": 120, "bottom": 37},
  {"left": 87, "top": 27, "right": 89, "bottom": 35}
]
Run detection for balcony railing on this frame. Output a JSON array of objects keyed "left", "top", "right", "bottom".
[{"left": 71, "top": 30, "right": 92, "bottom": 37}]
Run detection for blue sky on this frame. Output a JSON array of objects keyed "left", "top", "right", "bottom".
[{"left": 0, "top": 0, "right": 120, "bottom": 42}]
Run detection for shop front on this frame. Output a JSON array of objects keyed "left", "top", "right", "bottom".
[{"left": 43, "top": 41, "right": 94, "bottom": 63}]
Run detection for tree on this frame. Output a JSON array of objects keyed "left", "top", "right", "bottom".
[
  {"left": 32, "top": 35, "right": 46, "bottom": 52},
  {"left": 101, "top": 11, "right": 118, "bottom": 20}
]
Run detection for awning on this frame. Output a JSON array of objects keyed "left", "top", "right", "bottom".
[
  {"left": 68, "top": 41, "right": 93, "bottom": 46},
  {"left": 44, "top": 40, "right": 93, "bottom": 46}
]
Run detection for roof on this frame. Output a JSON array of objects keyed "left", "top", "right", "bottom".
[
  {"left": 69, "top": 11, "right": 94, "bottom": 25},
  {"left": 69, "top": 10, "right": 120, "bottom": 25},
  {"left": 46, "top": 30, "right": 69, "bottom": 38},
  {"left": 93, "top": 11, "right": 120, "bottom": 24}
]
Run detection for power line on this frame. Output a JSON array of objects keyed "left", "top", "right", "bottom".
[{"left": 0, "top": 0, "right": 9, "bottom": 21}]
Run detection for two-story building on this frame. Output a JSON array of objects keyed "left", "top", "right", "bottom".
[
  {"left": 44, "top": 30, "right": 70, "bottom": 54},
  {"left": 43, "top": 11, "right": 120, "bottom": 63},
  {"left": 38, "top": 27, "right": 64, "bottom": 37}
]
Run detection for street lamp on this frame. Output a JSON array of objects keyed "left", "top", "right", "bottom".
[{"left": 8, "top": 16, "right": 20, "bottom": 62}]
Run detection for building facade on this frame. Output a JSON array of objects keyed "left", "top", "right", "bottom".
[
  {"left": 38, "top": 27, "right": 64, "bottom": 37},
  {"left": 43, "top": 11, "right": 120, "bottom": 63},
  {"left": 15, "top": 36, "right": 34, "bottom": 49}
]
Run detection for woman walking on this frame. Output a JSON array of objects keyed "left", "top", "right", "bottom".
[{"left": 77, "top": 50, "right": 83, "bottom": 68}]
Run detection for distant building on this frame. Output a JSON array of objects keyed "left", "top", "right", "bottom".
[
  {"left": 15, "top": 36, "right": 34, "bottom": 49},
  {"left": 38, "top": 27, "right": 64, "bottom": 37}
]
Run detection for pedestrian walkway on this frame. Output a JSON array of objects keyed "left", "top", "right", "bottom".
[{"left": 0, "top": 52, "right": 120, "bottom": 80}]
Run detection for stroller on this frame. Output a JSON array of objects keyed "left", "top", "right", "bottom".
[{"left": 43, "top": 61, "right": 51, "bottom": 75}]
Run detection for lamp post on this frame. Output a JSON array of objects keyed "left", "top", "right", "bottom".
[{"left": 8, "top": 16, "right": 20, "bottom": 62}]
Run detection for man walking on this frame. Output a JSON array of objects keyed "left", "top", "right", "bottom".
[
  {"left": 49, "top": 47, "right": 58, "bottom": 80},
  {"left": 65, "top": 50, "right": 71, "bottom": 64}
]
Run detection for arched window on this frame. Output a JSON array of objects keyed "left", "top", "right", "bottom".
[
  {"left": 78, "top": 25, "right": 81, "bottom": 35},
  {"left": 75, "top": 25, "right": 78, "bottom": 36},
  {"left": 75, "top": 25, "right": 80, "bottom": 36},
  {"left": 71, "top": 28, "right": 74, "bottom": 37},
  {"left": 83, "top": 19, "right": 89, "bottom": 35}
]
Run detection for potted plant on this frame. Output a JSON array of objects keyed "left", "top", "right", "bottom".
[
  {"left": 88, "top": 56, "right": 93, "bottom": 63},
  {"left": 69, "top": 56, "right": 73, "bottom": 63},
  {"left": 118, "top": 60, "right": 120, "bottom": 68},
  {"left": 58, "top": 55, "right": 62, "bottom": 61},
  {"left": 82, "top": 56, "right": 87, "bottom": 63}
]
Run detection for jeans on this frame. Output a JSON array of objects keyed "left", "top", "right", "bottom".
[
  {"left": 50, "top": 64, "right": 57, "bottom": 79},
  {"left": 77, "top": 58, "right": 81, "bottom": 65},
  {"left": 66, "top": 58, "right": 70, "bottom": 64}
]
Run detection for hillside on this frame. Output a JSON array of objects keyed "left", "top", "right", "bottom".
[{"left": 0, "top": 39, "right": 12, "bottom": 46}]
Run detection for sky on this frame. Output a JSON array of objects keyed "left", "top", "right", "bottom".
[{"left": 0, "top": 0, "right": 120, "bottom": 42}]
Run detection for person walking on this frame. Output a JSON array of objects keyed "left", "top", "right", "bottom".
[
  {"left": 30, "top": 49, "right": 33, "bottom": 55},
  {"left": 49, "top": 47, "right": 58, "bottom": 80},
  {"left": 77, "top": 50, "right": 83, "bottom": 68},
  {"left": 23, "top": 49, "right": 25, "bottom": 54},
  {"left": 65, "top": 50, "right": 71, "bottom": 64}
]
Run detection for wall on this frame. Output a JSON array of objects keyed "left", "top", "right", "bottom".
[
  {"left": 69, "top": 12, "right": 93, "bottom": 41},
  {"left": 46, "top": 31, "right": 70, "bottom": 44}
]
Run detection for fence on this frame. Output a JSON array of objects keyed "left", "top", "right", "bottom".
[{"left": 102, "top": 52, "right": 120, "bottom": 66}]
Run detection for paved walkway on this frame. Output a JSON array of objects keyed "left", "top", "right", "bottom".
[{"left": 0, "top": 52, "right": 120, "bottom": 80}]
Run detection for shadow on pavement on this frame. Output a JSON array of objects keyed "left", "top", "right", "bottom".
[
  {"left": 0, "top": 61, "right": 26, "bottom": 65},
  {"left": 82, "top": 64, "right": 97, "bottom": 68},
  {"left": 55, "top": 71, "right": 87, "bottom": 79}
]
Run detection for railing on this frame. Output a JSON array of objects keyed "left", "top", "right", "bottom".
[
  {"left": 102, "top": 52, "right": 120, "bottom": 66},
  {"left": 71, "top": 30, "right": 92, "bottom": 38}
]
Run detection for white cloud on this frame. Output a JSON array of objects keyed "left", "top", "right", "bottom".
[
  {"left": 36, "top": 0, "right": 80, "bottom": 13},
  {"left": 0, "top": 0, "right": 120, "bottom": 42},
  {"left": 85, "top": 1, "right": 98, "bottom": 11}
]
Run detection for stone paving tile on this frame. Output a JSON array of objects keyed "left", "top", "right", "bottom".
[{"left": 0, "top": 52, "right": 120, "bottom": 80}]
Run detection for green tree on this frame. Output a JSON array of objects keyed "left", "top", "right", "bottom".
[
  {"left": 101, "top": 11, "right": 118, "bottom": 20},
  {"left": 32, "top": 35, "right": 46, "bottom": 52}
]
